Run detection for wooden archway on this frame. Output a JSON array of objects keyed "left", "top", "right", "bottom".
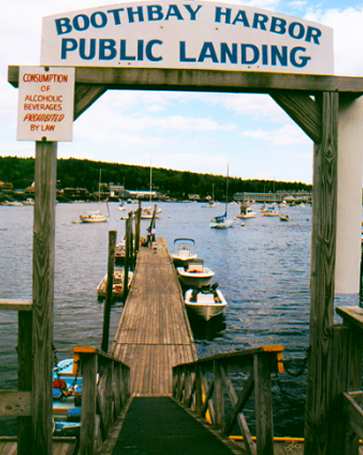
[{"left": 8, "top": 66, "right": 363, "bottom": 454}]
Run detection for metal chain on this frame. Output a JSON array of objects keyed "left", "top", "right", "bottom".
[{"left": 282, "top": 347, "right": 310, "bottom": 377}]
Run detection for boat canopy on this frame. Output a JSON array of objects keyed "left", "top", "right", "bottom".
[{"left": 173, "top": 238, "right": 195, "bottom": 245}]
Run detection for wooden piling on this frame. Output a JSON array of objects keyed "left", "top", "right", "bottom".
[
  {"left": 135, "top": 200, "right": 141, "bottom": 257},
  {"left": 32, "top": 140, "right": 57, "bottom": 454},
  {"left": 123, "top": 214, "right": 132, "bottom": 301},
  {"left": 101, "top": 230, "right": 117, "bottom": 353}
]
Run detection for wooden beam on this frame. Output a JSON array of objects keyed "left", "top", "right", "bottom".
[
  {"left": 0, "top": 391, "right": 31, "bottom": 416},
  {"left": 304, "top": 92, "right": 339, "bottom": 455},
  {"left": 336, "top": 306, "right": 363, "bottom": 331},
  {"left": 8, "top": 66, "right": 363, "bottom": 95},
  {"left": 271, "top": 92, "right": 321, "bottom": 143},
  {"left": 32, "top": 140, "right": 57, "bottom": 454},
  {"left": 0, "top": 299, "right": 32, "bottom": 311},
  {"left": 18, "top": 311, "right": 33, "bottom": 455},
  {"left": 74, "top": 84, "right": 107, "bottom": 120}
]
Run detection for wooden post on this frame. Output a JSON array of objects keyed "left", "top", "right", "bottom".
[
  {"left": 101, "top": 230, "right": 117, "bottom": 353},
  {"left": 304, "top": 92, "right": 339, "bottom": 455},
  {"left": 135, "top": 200, "right": 141, "bottom": 257},
  {"left": 123, "top": 215, "right": 131, "bottom": 301},
  {"left": 79, "top": 353, "right": 98, "bottom": 455},
  {"left": 17, "top": 310, "right": 33, "bottom": 455},
  {"left": 129, "top": 212, "right": 134, "bottom": 268},
  {"left": 32, "top": 140, "right": 57, "bottom": 454},
  {"left": 254, "top": 353, "right": 273, "bottom": 455}
]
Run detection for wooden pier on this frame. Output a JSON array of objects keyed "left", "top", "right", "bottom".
[{"left": 111, "top": 239, "right": 197, "bottom": 396}]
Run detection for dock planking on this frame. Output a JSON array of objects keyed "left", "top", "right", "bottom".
[{"left": 112, "top": 239, "right": 197, "bottom": 396}]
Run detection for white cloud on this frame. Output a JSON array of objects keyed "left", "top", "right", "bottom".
[
  {"left": 288, "top": 0, "right": 308, "bottom": 9},
  {"left": 240, "top": 123, "right": 310, "bottom": 146},
  {"left": 304, "top": 6, "right": 363, "bottom": 75}
]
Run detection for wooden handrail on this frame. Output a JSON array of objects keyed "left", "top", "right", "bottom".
[
  {"left": 0, "top": 299, "right": 32, "bottom": 311},
  {"left": 172, "top": 346, "right": 284, "bottom": 455},
  {"left": 336, "top": 306, "right": 363, "bottom": 331},
  {"left": 73, "top": 345, "right": 129, "bottom": 368},
  {"left": 344, "top": 391, "right": 363, "bottom": 439},
  {"left": 76, "top": 346, "right": 130, "bottom": 455},
  {"left": 173, "top": 345, "right": 284, "bottom": 369}
]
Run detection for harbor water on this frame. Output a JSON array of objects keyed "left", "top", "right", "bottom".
[{"left": 0, "top": 201, "right": 312, "bottom": 436}]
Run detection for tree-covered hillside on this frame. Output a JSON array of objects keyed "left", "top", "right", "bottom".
[{"left": 0, "top": 156, "right": 311, "bottom": 199}]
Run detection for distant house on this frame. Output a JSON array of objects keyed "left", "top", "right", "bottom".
[
  {"left": 109, "top": 184, "right": 129, "bottom": 199},
  {"left": 0, "top": 180, "right": 14, "bottom": 191},
  {"left": 63, "top": 187, "right": 89, "bottom": 199},
  {"left": 127, "top": 190, "right": 158, "bottom": 199}
]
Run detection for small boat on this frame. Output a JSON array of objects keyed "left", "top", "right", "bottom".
[
  {"left": 79, "top": 210, "right": 107, "bottom": 223},
  {"left": 140, "top": 206, "right": 161, "bottom": 219},
  {"left": 177, "top": 262, "right": 214, "bottom": 288},
  {"left": 185, "top": 284, "right": 227, "bottom": 321},
  {"left": 96, "top": 268, "right": 133, "bottom": 300},
  {"left": 262, "top": 205, "right": 280, "bottom": 217},
  {"left": 279, "top": 214, "right": 289, "bottom": 222},
  {"left": 236, "top": 205, "right": 257, "bottom": 219},
  {"left": 52, "top": 357, "right": 82, "bottom": 436},
  {"left": 210, "top": 165, "right": 233, "bottom": 229},
  {"left": 170, "top": 238, "right": 198, "bottom": 267},
  {"left": 210, "top": 213, "right": 234, "bottom": 229},
  {"left": 115, "top": 241, "right": 126, "bottom": 264}
]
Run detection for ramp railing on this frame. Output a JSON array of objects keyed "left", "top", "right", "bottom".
[
  {"left": 74, "top": 346, "right": 130, "bottom": 455},
  {"left": 172, "top": 345, "right": 284, "bottom": 455}
]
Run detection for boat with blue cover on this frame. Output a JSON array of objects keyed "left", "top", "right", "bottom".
[{"left": 52, "top": 357, "right": 83, "bottom": 435}]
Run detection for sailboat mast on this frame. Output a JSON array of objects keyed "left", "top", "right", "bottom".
[
  {"left": 98, "top": 169, "right": 102, "bottom": 202},
  {"left": 225, "top": 164, "right": 229, "bottom": 216},
  {"left": 149, "top": 163, "right": 153, "bottom": 204}
]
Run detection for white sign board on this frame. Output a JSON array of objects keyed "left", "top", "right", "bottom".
[
  {"left": 41, "top": 1, "right": 334, "bottom": 75},
  {"left": 17, "top": 66, "right": 75, "bottom": 142}
]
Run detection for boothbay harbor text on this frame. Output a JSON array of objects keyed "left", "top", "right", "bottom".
[{"left": 41, "top": 1, "right": 334, "bottom": 73}]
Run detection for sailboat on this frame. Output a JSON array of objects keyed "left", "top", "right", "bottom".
[
  {"left": 209, "top": 165, "right": 234, "bottom": 229},
  {"left": 79, "top": 169, "right": 108, "bottom": 223},
  {"left": 141, "top": 161, "right": 161, "bottom": 219}
]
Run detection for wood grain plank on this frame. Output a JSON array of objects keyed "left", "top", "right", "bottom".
[{"left": 304, "top": 91, "right": 339, "bottom": 455}]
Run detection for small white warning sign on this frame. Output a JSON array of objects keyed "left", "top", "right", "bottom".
[{"left": 17, "top": 66, "right": 75, "bottom": 142}]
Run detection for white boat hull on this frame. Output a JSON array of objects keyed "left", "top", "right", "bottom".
[
  {"left": 177, "top": 267, "right": 214, "bottom": 288},
  {"left": 185, "top": 289, "right": 227, "bottom": 321},
  {"left": 209, "top": 218, "right": 234, "bottom": 229}
]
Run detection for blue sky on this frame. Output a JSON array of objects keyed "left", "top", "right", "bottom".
[{"left": 2, "top": 0, "right": 363, "bottom": 183}]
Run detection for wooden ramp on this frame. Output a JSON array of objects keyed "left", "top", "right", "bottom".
[
  {"left": 112, "top": 239, "right": 197, "bottom": 396},
  {"left": 112, "top": 397, "right": 236, "bottom": 454}
]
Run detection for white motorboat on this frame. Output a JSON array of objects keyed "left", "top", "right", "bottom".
[
  {"left": 177, "top": 263, "right": 214, "bottom": 288},
  {"left": 185, "top": 286, "right": 227, "bottom": 321},
  {"left": 79, "top": 210, "right": 107, "bottom": 223},
  {"left": 170, "top": 238, "right": 198, "bottom": 267},
  {"left": 279, "top": 214, "right": 289, "bottom": 222},
  {"left": 140, "top": 206, "right": 160, "bottom": 219}
]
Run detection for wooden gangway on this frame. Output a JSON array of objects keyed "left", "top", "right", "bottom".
[{"left": 111, "top": 239, "right": 197, "bottom": 396}]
